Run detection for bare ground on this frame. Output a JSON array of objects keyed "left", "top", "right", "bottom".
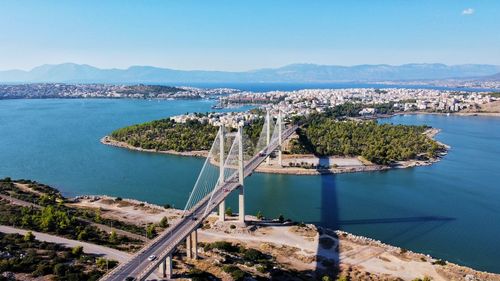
[{"left": 72, "top": 197, "right": 500, "bottom": 281}]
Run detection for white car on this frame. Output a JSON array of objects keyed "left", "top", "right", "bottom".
[{"left": 148, "top": 255, "right": 157, "bottom": 261}]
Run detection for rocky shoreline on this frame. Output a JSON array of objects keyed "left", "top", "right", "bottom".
[
  {"left": 101, "top": 128, "right": 448, "bottom": 176},
  {"left": 100, "top": 136, "right": 209, "bottom": 157},
  {"left": 73, "top": 194, "right": 500, "bottom": 281}
]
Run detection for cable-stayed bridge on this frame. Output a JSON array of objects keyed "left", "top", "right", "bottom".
[{"left": 102, "top": 111, "right": 298, "bottom": 281}]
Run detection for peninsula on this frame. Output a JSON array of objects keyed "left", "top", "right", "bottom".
[{"left": 101, "top": 106, "right": 447, "bottom": 175}]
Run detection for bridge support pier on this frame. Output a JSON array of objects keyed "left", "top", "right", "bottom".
[
  {"left": 238, "top": 186, "right": 245, "bottom": 223},
  {"left": 158, "top": 254, "right": 172, "bottom": 279},
  {"left": 186, "top": 230, "right": 198, "bottom": 260},
  {"left": 218, "top": 201, "right": 226, "bottom": 221},
  {"left": 186, "top": 235, "right": 192, "bottom": 259},
  {"left": 191, "top": 230, "right": 198, "bottom": 259},
  {"left": 218, "top": 125, "right": 226, "bottom": 222}
]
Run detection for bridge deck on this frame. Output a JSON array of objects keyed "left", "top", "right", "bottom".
[{"left": 101, "top": 125, "right": 298, "bottom": 281}]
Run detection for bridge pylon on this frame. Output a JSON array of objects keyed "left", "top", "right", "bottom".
[
  {"left": 266, "top": 109, "right": 271, "bottom": 165},
  {"left": 238, "top": 125, "right": 245, "bottom": 223},
  {"left": 278, "top": 110, "right": 283, "bottom": 167},
  {"left": 218, "top": 125, "right": 226, "bottom": 222}
]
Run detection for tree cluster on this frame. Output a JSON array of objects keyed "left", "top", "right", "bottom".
[
  {"left": 0, "top": 232, "right": 114, "bottom": 280},
  {"left": 111, "top": 118, "right": 218, "bottom": 152},
  {"left": 290, "top": 118, "right": 444, "bottom": 165}
]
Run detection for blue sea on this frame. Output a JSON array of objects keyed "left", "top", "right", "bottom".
[{"left": 0, "top": 97, "right": 499, "bottom": 273}]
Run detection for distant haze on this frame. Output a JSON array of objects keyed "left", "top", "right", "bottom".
[{"left": 1, "top": 63, "right": 500, "bottom": 84}]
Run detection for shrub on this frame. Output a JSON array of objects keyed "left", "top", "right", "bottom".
[
  {"left": 204, "top": 241, "right": 239, "bottom": 253},
  {"left": 256, "top": 265, "right": 267, "bottom": 273},
  {"left": 256, "top": 211, "right": 264, "bottom": 220},
  {"left": 96, "top": 258, "right": 118, "bottom": 270},
  {"left": 53, "top": 263, "right": 68, "bottom": 276},
  {"left": 188, "top": 268, "right": 215, "bottom": 281},
  {"left": 222, "top": 265, "right": 246, "bottom": 281},
  {"left": 242, "top": 248, "right": 265, "bottom": 262},
  {"left": 225, "top": 207, "right": 233, "bottom": 216},
  {"left": 297, "top": 221, "right": 306, "bottom": 227},
  {"left": 23, "top": 231, "right": 35, "bottom": 242},
  {"left": 159, "top": 216, "right": 169, "bottom": 228},
  {"left": 146, "top": 224, "right": 157, "bottom": 239},
  {"left": 278, "top": 214, "right": 285, "bottom": 223},
  {"left": 77, "top": 230, "right": 88, "bottom": 241},
  {"left": 109, "top": 230, "right": 118, "bottom": 244},
  {"left": 432, "top": 259, "right": 446, "bottom": 266},
  {"left": 230, "top": 224, "right": 236, "bottom": 229},
  {"left": 71, "top": 246, "right": 83, "bottom": 257},
  {"left": 337, "top": 276, "right": 350, "bottom": 281}
]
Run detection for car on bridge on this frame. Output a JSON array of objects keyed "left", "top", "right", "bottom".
[{"left": 148, "top": 255, "right": 157, "bottom": 261}]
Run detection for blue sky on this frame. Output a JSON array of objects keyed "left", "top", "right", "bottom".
[{"left": 1, "top": 0, "right": 499, "bottom": 71}]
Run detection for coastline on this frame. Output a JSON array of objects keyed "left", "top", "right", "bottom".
[
  {"left": 393, "top": 111, "right": 500, "bottom": 117},
  {"left": 100, "top": 136, "right": 209, "bottom": 157},
  {"left": 101, "top": 127, "right": 448, "bottom": 176},
  {"left": 72, "top": 194, "right": 500, "bottom": 280}
]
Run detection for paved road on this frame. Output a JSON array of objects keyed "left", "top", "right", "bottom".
[
  {"left": 102, "top": 125, "right": 298, "bottom": 281},
  {"left": 0, "top": 225, "right": 131, "bottom": 262}
]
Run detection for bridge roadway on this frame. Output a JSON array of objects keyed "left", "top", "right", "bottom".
[{"left": 101, "top": 125, "right": 298, "bottom": 281}]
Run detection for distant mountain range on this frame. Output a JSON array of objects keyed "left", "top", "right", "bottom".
[{"left": 1, "top": 63, "right": 500, "bottom": 83}]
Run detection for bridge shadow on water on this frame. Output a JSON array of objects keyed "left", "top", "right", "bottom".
[
  {"left": 312, "top": 158, "right": 341, "bottom": 280},
  {"left": 308, "top": 158, "right": 456, "bottom": 280}
]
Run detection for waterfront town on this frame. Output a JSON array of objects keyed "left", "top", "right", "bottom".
[
  {"left": 0, "top": 83, "right": 239, "bottom": 99},
  {"left": 172, "top": 88, "right": 499, "bottom": 128}
]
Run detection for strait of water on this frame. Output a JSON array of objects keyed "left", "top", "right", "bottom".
[{"left": 0, "top": 99, "right": 499, "bottom": 273}]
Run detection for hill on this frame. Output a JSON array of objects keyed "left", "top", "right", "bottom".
[{"left": 2, "top": 63, "right": 500, "bottom": 83}]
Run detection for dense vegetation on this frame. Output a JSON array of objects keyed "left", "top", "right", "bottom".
[
  {"left": 0, "top": 232, "right": 115, "bottom": 280},
  {"left": 115, "top": 85, "right": 186, "bottom": 96},
  {"left": 290, "top": 118, "right": 443, "bottom": 165},
  {"left": 109, "top": 103, "right": 444, "bottom": 165},
  {"left": 111, "top": 118, "right": 218, "bottom": 152},
  {"left": 0, "top": 179, "right": 144, "bottom": 251},
  {"left": 111, "top": 115, "right": 266, "bottom": 153}
]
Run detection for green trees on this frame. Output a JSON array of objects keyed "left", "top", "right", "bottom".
[
  {"left": 159, "top": 216, "right": 169, "bottom": 228},
  {"left": 146, "top": 224, "right": 157, "bottom": 239},
  {"left": 71, "top": 246, "right": 84, "bottom": 257},
  {"left": 291, "top": 119, "right": 444, "bottom": 165},
  {"left": 109, "top": 108, "right": 443, "bottom": 166},
  {"left": 37, "top": 206, "right": 72, "bottom": 233},
  {"left": 110, "top": 118, "right": 218, "bottom": 152},
  {"left": 278, "top": 214, "right": 285, "bottom": 223},
  {"left": 23, "top": 231, "right": 35, "bottom": 242},
  {"left": 109, "top": 230, "right": 118, "bottom": 244},
  {"left": 256, "top": 211, "right": 264, "bottom": 220},
  {"left": 0, "top": 232, "right": 108, "bottom": 280}
]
